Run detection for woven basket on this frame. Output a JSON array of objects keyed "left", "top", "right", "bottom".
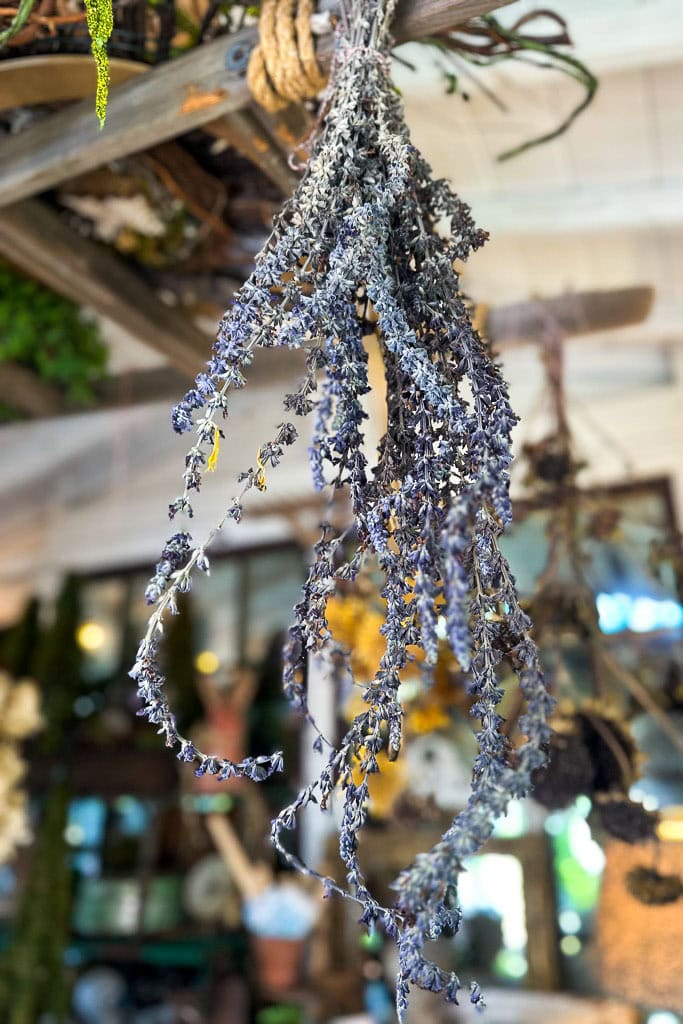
[{"left": 597, "top": 837, "right": 683, "bottom": 1012}]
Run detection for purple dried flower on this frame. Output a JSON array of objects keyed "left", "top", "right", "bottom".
[{"left": 131, "top": 0, "right": 553, "bottom": 1017}]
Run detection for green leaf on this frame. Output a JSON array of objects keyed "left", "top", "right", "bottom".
[{"left": 0, "top": 263, "right": 108, "bottom": 404}]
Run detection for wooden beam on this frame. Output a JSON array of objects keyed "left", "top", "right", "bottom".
[
  {"left": 206, "top": 108, "right": 299, "bottom": 194},
  {"left": 248, "top": 101, "right": 314, "bottom": 162},
  {"left": 0, "top": 0, "right": 512, "bottom": 209},
  {"left": 0, "top": 198, "right": 210, "bottom": 377},
  {"left": 469, "top": 177, "right": 683, "bottom": 235},
  {"left": 487, "top": 286, "right": 655, "bottom": 346},
  {"left": 0, "top": 365, "right": 188, "bottom": 421},
  {"left": 94, "top": 350, "right": 304, "bottom": 409},
  {"left": 0, "top": 284, "right": 655, "bottom": 425},
  {"left": 392, "top": 0, "right": 514, "bottom": 39},
  {"left": 0, "top": 54, "right": 297, "bottom": 195},
  {"left": 0, "top": 55, "right": 147, "bottom": 112},
  {"left": 0, "top": 362, "right": 65, "bottom": 419},
  {"left": 0, "top": 365, "right": 192, "bottom": 421},
  {"left": 0, "top": 351, "right": 307, "bottom": 425}
]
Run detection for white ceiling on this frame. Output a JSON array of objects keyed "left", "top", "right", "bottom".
[{"left": 2, "top": 0, "right": 683, "bottom": 622}]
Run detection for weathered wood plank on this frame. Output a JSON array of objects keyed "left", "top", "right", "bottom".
[
  {"left": 248, "top": 101, "right": 313, "bottom": 161},
  {"left": 486, "top": 286, "right": 655, "bottom": 345},
  {"left": 0, "top": 362, "right": 65, "bottom": 418},
  {"left": 0, "top": 365, "right": 191, "bottom": 422},
  {"left": 0, "top": 0, "right": 512, "bottom": 208},
  {"left": 0, "top": 365, "right": 195, "bottom": 422},
  {"left": 0, "top": 55, "right": 146, "bottom": 111},
  {"left": 0, "top": 198, "right": 210, "bottom": 377},
  {"left": 0, "top": 350, "right": 306, "bottom": 424},
  {"left": 93, "top": 349, "right": 304, "bottom": 411},
  {"left": 392, "top": 0, "right": 514, "bottom": 39},
  {"left": 0, "top": 54, "right": 300, "bottom": 195}
]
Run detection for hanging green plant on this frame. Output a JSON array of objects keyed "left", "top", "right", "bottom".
[
  {"left": 0, "top": 0, "right": 113, "bottom": 125},
  {"left": 0, "top": 263, "right": 107, "bottom": 407},
  {"left": 83, "top": 0, "right": 114, "bottom": 128}
]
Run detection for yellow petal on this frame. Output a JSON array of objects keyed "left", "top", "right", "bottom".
[
  {"left": 254, "top": 448, "right": 267, "bottom": 491},
  {"left": 207, "top": 425, "right": 220, "bottom": 472}
]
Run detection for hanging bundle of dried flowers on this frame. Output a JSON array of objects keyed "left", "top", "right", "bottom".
[
  {"left": 132, "top": 0, "right": 553, "bottom": 1014},
  {"left": 517, "top": 333, "right": 682, "bottom": 858}
]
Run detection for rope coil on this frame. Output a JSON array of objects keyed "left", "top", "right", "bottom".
[{"left": 247, "top": 0, "right": 327, "bottom": 113}]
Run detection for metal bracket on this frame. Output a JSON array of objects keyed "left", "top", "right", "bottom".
[{"left": 224, "top": 40, "right": 254, "bottom": 74}]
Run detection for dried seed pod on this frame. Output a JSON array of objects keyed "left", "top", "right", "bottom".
[
  {"left": 578, "top": 710, "right": 639, "bottom": 794},
  {"left": 595, "top": 793, "right": 659, "bottom": 844},
  {"left": 532, "top": 727, "right": 594, "bottom": 810},
  {"left": 625, "top": 866, "right": 683, "bottom": 905}
]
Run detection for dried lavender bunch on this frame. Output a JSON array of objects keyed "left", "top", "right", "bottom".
[{"left": 132, "top": 0, "right": 553, "bottom": 1015}]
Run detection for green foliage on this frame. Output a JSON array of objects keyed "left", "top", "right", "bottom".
[
  {"left": 420, "top": 11, "right": 598, "bottom": 163},
  {"left": 0, "top": 597, "right": 40, "bottom": 677},
  {"left": 83, "top": 0, "right": 113, "bottom": 128},
  {"left": 0, "top": 786, "right": 73, "bottom": 1024},
  {"left": 0, "top": 263, "right": 107, "bottom": 405},
  {"left": 482, "top": 14, "right": 598, "bottom": 163},
  {"left": 34, "top": 576, "right": 83, "bottom": 754},
  {"left": 163, "top": 593, "right": 203, "bottom": 730}
]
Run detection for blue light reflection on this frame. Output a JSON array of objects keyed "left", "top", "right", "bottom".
[{"left": 596, "top": 592, "right": 683, "bottom": 634}]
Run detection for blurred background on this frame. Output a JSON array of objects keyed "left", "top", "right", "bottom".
[{"left": 0, "top": 1, "right": 682, "bottom": 1022}]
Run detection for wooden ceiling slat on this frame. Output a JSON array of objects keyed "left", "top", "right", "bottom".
[{"left": 0, "top": 286, "right": 654, "bottom": 424}]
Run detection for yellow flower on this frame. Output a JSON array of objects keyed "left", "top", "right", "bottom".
[
  {"left": 254, "top": 447, "right": 267, "bottom": 491},
  {"left": 327, "top": 593, "right": 422, "bottom": 683},
  {"left": 350, "top": 749, "right": 406, "bottom": 820},
  {"left": 207, "top": 425, "right": 220, "bottom": 472},
  {"left": 407, "top": 702, "right": 451, "bottom": 735},
  {"left": 327, "top": 595, "right": 384, "bottom": 680}
]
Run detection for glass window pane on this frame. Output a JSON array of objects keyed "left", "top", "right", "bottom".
[
  {"left": 77, "top": 578, "right": 128, "bottom": 681},
  {"left": 244, "top": 547, "right": 303, "bottom": 663}
]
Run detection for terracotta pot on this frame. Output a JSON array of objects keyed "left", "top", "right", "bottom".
[{"left": 251, "top": 935, "right": 305, "bottom": 994}]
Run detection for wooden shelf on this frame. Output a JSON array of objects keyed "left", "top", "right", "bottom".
[
  {"left": 27, "top": 744, "right": 178, "bottom": 798},
  {"left": 69, "top": 928, "right": 246, "bottom": 968}
]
